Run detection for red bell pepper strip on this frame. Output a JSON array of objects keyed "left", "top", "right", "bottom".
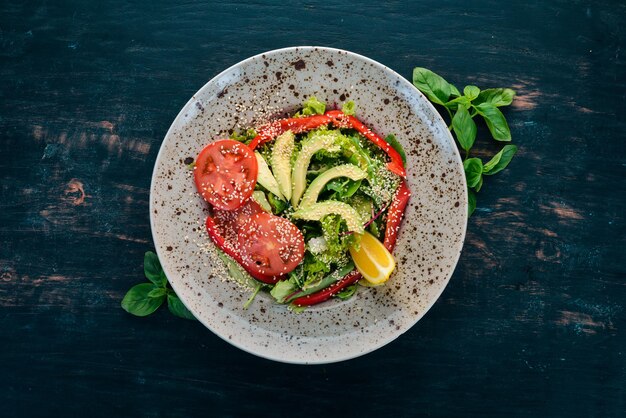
[
  {"left": 205, "top": 216, "right": 281, "bottom": 284},
  {"left": 248, "top": 115, "right": 332, "bottom": 150},
  {"left": 249, "top": 111, "right": 406, "bottom": 177},
  {"left": 293, "top": 180, "right": 411, "bottom": 306},
  {"left": 325, "top": 110, "right": 406, "bottom": 178},
  {"left": 291, "top": 270, "right": 363, "bottom": 306},
  {"left": 383, "top": 180, "right": 411, "bottom": 252}
]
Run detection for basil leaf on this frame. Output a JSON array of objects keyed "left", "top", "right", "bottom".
[
  {"left": 450, "top": 84, "right": 461, "bottom": 97},
  {"left": 167, "top": 293, "right": 196, "bottom": 320},
  {"left": 121, "top": 283, "right": 164, "bottom": 317},
  {"left": 383, "top": 134, "right": 407, "bottom": 165},
  {"left": 463, "top": 158, "right": 483, "bottom": 188},
  {"left": 475, "top": 176, "right": 483, "bottom": 192},
  {"left": 144, "top": 251, "right": 166, "bottom": 287},
  {"left": 412, "top": 67, "right": 454, "bottom": 105},
  {"left": 467, "top": 189, "right": 476, "bottom": 216},
  {"left": 444, "top": 95, "right": 471, "bottom": 110},
  {"left": 464, "top": 85, "right": 480, "bottom": 100},
  {"left": 335, "top": 284, "right": 358, "bottom": 301},
  {"left": 342, "top": 100, "right": 356, "bottom": 116},
  {"left": 475, "top": 103, "right": 511, "bottom": 141},
  {"left": 147, "top": 287, "right": 167, "bottom": 298},
  {"left": 452, "top": 105, "right": 477, "bottom": 151},
  {"left": 483, "top": 150, "right": 502, "bottom": 173},
  {"left": 483, "top": 145, "right": 518, "bottom": 175},
  {"left": 474, "top": 88, "right": 515, "bottom": 107}
]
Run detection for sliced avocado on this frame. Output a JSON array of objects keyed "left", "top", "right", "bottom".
[
  {"left": 252, "top": 191, "right": 272, "bottom": 212},
  {"left": 270, "top": 131, "right": 295, "bottom": 201},
  {"left": 254, "top": 152, "right": 284, "bottom": 200},
  {"left": 292, "top": 201, "right": 364, "bottom": 234},
  {"left": 299, "top": 164, "right": 367, "bottom": 209},
  {"left": 291, "top": 131, "right": 341, "bottom": 207}
]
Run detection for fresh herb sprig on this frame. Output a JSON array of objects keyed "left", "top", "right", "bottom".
[
  {"left": 412, "top": 68, "right": 518, "bottom": 215},
  {"left": 121, "top": 251, "right": 196, "bottom": 320}
]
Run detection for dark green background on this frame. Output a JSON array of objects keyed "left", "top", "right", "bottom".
[{"left": 1, "top": 1, "right": 625, "bottom": 417}]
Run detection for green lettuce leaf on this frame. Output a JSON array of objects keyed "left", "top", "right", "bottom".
[
  {"left": 342, "top": 100, "right": 356, "bottom": 115},
  {"left": 301, "top": 96, "right": 326, "bottom": 115},
  {"left": 270, "top": 278, "right": 297, "bottom": 303}
]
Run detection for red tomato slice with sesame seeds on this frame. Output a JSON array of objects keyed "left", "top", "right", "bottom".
[
  {"left": 206, "top": 200, "right": 283, "bottom": 284},
  {"left": 194, "top": 139, "right": 258, "bottom": 211},
  {"left": 237, "top": 212, "right": 305, "bottom": 276}
]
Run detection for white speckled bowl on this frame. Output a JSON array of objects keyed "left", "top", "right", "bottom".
[{"left": 150, "top": 47, "right": 467, "bottom": 364}]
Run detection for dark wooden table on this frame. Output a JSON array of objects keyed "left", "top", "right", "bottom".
[{"left": 2, "top": 1, "right": 625, "bottom": 416}]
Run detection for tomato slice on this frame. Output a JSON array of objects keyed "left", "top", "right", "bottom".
[
  {"left": 194, "top": 139, "right": 258, "bottom": 210},
  {"left": 211, "top": 199, "right": 265, "bottom": 248},
  {"left": 206, "top": 200, "right": 283, "bottom": 284},
  {"left": 237, "top": 212, "right": 305, "bottom": 276}
]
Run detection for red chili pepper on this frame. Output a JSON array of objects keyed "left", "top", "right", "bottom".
[
  {"left": 205, "top": 216, "right": 281, "bottom": 284},
  {"left": 248, "top": 115, "right": 332, "bottom": 149},
  {"left": 383, "top": 180, "right": 411, "bottom": 252},
  {"left": 325, "top": 110, "right": 406, "bottom": 178},
  {"left": 291, "top": 270, "right": 362, "bottom": 306}
]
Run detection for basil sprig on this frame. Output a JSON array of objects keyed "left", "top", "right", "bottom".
[
  {"left": 412, "top": 68, "right": 518, "bottom": 216},
  {"left": 121, "top": 251, "right": 196, "bottom": 320}
]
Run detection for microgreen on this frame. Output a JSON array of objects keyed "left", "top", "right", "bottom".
[
  {"left": 121, "top": 251, "right": 196, "bottom": 320},
  {"left": 412, "top": 68, "right": 518, "bottom": 216}
]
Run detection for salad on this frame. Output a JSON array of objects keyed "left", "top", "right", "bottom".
[{"left": 193, "top": 97, "right": 411, "bottom": 310}]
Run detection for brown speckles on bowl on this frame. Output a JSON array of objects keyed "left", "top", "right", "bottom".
[
  {"left": 291, "top": 59, "right": 306, "bottom": 70},
  {"left": 150, "top": 46, "right": 467, "bottom": 364}
]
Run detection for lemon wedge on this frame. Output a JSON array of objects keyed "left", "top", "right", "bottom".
[{"left": 349, "top": 231, "right": 396, "bottom": 285}]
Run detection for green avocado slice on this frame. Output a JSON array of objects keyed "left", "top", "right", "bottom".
[
  {"left": 299, "top": 164, "right": 367, "bottom": 209},
  {"left": 270, "top": 131, "right": 295, "bottom": 201},
  {"left": 251, "top": 191, "right": 272, "bottom": 212},
  {"left": 292, "top": 201, "right": 364, "bottom": 234},
  {"left": 291, "top": 131, "right": 341, "bottom": 207},
  {"left": 254, "top": 152, "right": 283, "bottom": 200}
]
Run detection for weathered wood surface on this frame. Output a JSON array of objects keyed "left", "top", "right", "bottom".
[{"left": 1, "top": 1, "right": 624, "bottom": 416}]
